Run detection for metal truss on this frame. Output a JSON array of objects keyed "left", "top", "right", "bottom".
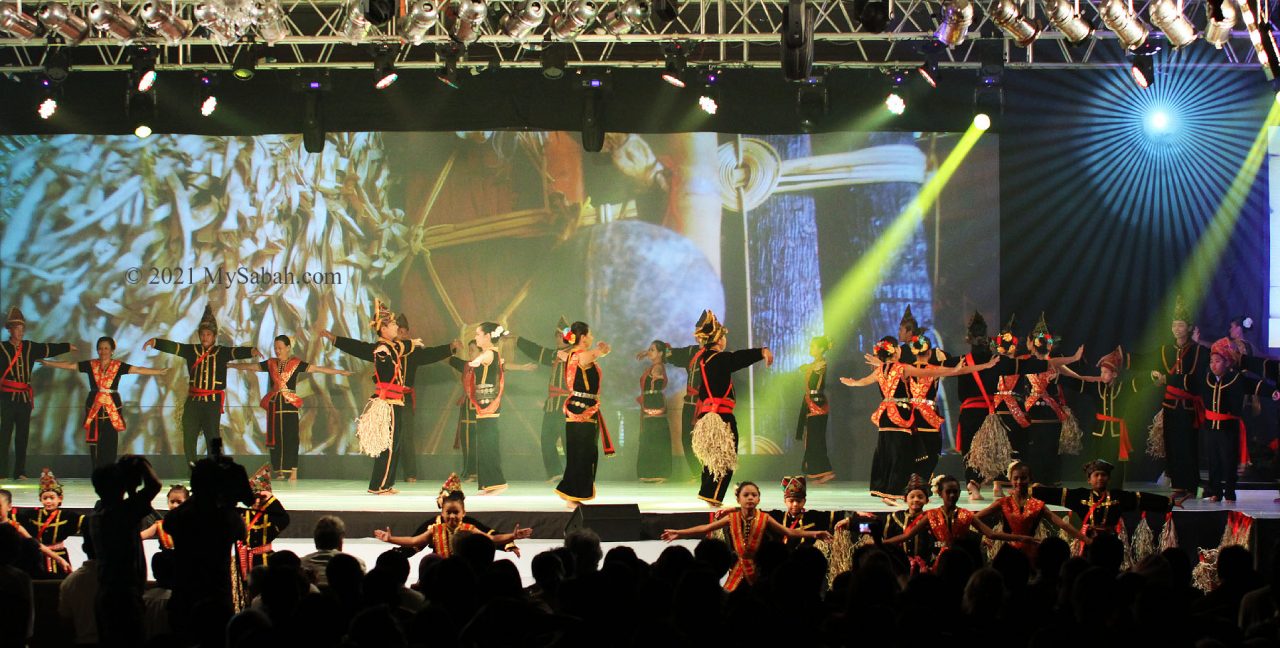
[{"left": 0, "top": 0, "right": 1273, "bottom": 73}]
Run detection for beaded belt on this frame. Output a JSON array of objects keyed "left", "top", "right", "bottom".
[{"left": 570, "top": 390, "right": 598, "bottom": 399}]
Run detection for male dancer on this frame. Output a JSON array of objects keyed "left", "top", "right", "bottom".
[{"left": 0, "top": 306, "right": 75, "bottom": 478}]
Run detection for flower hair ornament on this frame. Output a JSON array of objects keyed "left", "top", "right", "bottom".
[
  {"left": 561, "top": 327, "right": 577, "bottom": 345},
  {"left": 489, "top": 325, "right": 510, "bottom": 340},
  {"left": 994, "top": 332, "right": 1019, "bottom": 354},
  {"left": 873, "top": 339, "right": 899, "bottom": 356},
  {"left": 908, "top": 334, "right": 931, "bottom": 354}
]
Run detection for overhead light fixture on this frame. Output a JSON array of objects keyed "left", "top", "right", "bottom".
[
  {"left": 373, "top": 46, "right": 399, "bottom": 89},
  {"left": 37, "top": 3, "right": 90, "bottom": 44},
  {"left": 973, "top": 113, "right": 991, "bottom": 131},
  {"left": 399, "top": 2, "right": 439, "bottom": 44},
  {"left": 437, "top": 42, "right": 462, "bottom": 87},
  {"left": 916, "top": 43, "right": 941, "bottom": 87},
  {"left": 661, "top": 41, "right": 687, "bottom": 87},
  {"left": 197, "top": 72, "right": 218, "bottom": 116},
  {"left": 37, "top": 76, "right": 59, "bottom": 119},
  {"left": 934, "top": 0, "right": 973, "bottom": 48},
  {"left": 1238, "top": 0, "right": 1280, "bottom": 79},
  {"left": 1042, "top": 0, "right": 1093, "bottom": 44},
  {"left": 88, "top": 2, "right": 140, "bottom": 42},
  {"left": 973, "top": 64, "right": 1003, "bottom": 125},
  {"left": 541, "top": 40, "right": 567, "bottom": 78},
  {"left": 781, "top": 0, "right": 816, "bottom": 81},
  {"left": 447, "top": 0, "right": 487, "bottom": 44},
  {"left": 342, "top": 0, "right": 371, "bottom": 43},
  {"left": 988, "top": 0, "right": 1039, "bottom": 47},
  {"left": 193, "top": 3, "right": 238, "bottom": 47},
  {"left": 502, "top": 1, "right": 545, "bottom": 40},
  {"left": 1148, "top": 0, "right": 1198, "bottom": 49},
  {"left": 581, "top": 73, "right": 606, "bottom": 152},
  {"left": 795, "top": 73, "right": 827, "bottom": 131},
  {"left": 43, "top": 48, "right": 70, "bottom": 82},
  {"left": 38, "top": 96, "right": 58, "bottom": 119},
  {"left": 601, "top": 0, "right": 648, "bottom": 35},
  {"left": 885, "top": 69, "right": 907, "bottom": 115},
  {"left": 853, "top": 0, "right": 889, "bottom": 32},
  {"left": 697, "top": 67, "right": 720, "bottom": 114},
  {"left": 1099, "top": 0, "right": 1149, "bottom": 50},
  {"left": 295, "top": 72, "right": 330, "bottom": 153},
  {"left": 232, "top": 44, "right": 259, "bottom": 80},
  {"left": 550, "top": 0, "right": 597, "bottom": 40},
  {"left": 698, "top": 95, "right": 717, "bottom": 114},
  {"left": 128, "top": 86, "right": 155, "bottom": 139},
  {"left": 1129, "top": 44, "right": 1157, "bottom": 87},
  {"left": 0, "top": 2, "right": 40, "bottom": 39},
  {"left": 362, "top": 0, "right": 397, "bottom": 24},
  {"left": 131, "top": 47, "right": 157, "bottom": 92},
  {"left": 1204, "top": 0, "right": 1237, "bottom": 49},
  {"left": 140, "top": 1, "right": 190, "bottom": 46},
  {"left": 252, "top": 0, "right": 288, "bottom": 46}
]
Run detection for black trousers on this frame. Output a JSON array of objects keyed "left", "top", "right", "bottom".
[
  {"left": 698, "top": 413, "right": 739, "bottom": 505},
  {"left": 398, "top": 404, "right": 419, "bottom": 480},
  {"left": 869, "top": 429, "right": 914, "bottom": 497},
  {"left": 680, "top": 400, "right": 700, "bottom": 477},
  {"left": 87, "top": 410, "right": 120, "bottom": 471},
  {"left": 802, "top": 414, "right": 834, "bottom": 478},
  {"left": 1026, "top": 420, "right": 1062, "bottom": 485},
  {"left": 0, "top": 398, "right": 32, "bottom": 477},
  {"left": 912, "top": 429, "right": 942, "bottom": 482},
  {"left": 1204, "top": 425, "right": 1239, "bottom": 498},
  {"left": 540, "top": 402, "right": 565, "bottom": 479},
  {"left": 556, "top": 420, "right": 599, "bottom": 501},
  {"left": 637, "top": 414, "right": 672, "bottom": 479},
  {"left": 477, "top": 417, "right": 507, "bottom": 489},
  {"left": 181, "top": 398, "right": 223, "bottom": 465},
  {"left": 369, "top": 404, "right": 403, "bottom": 492},
  {"left": 1164, "top": 406, "right": 1200, "bottom": 492},
  {"left": 268, "top": 411, "right": 300, "bottom": 472}
]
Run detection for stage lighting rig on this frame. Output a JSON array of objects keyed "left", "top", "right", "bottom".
[
  {"left": 988, "top": 0, "right": 1039, "bottom": 47},
  {"left": 541, "top": 39, "right": 567, "bottom": 78},
  {"left": 1043, "top": 0, "right": 1092, "bottom": 44},
  {"left": 1238, "top": 0, "right": 1280, "bottom": 80},
  {"left": 916, "top": 43, "right": 941, "bottom": 87},
  {"left": 661, "top": 40, "right": 687, "bottom": 87},
  {"left": 650, "top": 0, "right": 677, "bottom": 23},
  {"left": 296, "top": 72, "right": 329, "bottom": 153},
  {"left": 973, "top": 64, "right": 1003, "bottom": 125},
  {"left": 373, "top": 45, "right": 399, "bottom": 89},
  {"left": 934, "top": 0, "right": 972, "bottom": 48},
  {"left": 37, "top": 3, "right": 90, "bottom": 44},
  {"left": 399, "top": 2, "right": 439, "bottom": 45},
  {"left": 502, "top": 1, "right": 545, "bottom": 41},
  {"left": 601, "top": 0, "right": 648, "bottom": 35},
  {"left": 580, "top": 70, "right": 608, "bottom": 152},
  {"left": 1148, "top": 0, "right": 1197, "bottom": 49},
  {"left": 43, "top": 48, "right": 70, "bottom": 82},
  {"left": 1099, "top": 0, "right": 1148, "bottom": 50},
  {"left": 194, "top": 2, "right": 238, "bottom": 47},
  {"left": 437, "top": 41, "right": 462, "bottom": 87},
  {"left": 253, "top": 0, "right": 289, "bottom": 46},
  {"left": 232, "top": 44, "right": 260, "bottom": 80},
  {"left": 1129, "top": 43, "right": 1157, "bottom": 87},
  {"left": 884, "top": 69, "right": 907, "bottom": 115},
  {"left": 781, "top": 0, "right": 815, "bottom": 81},
  {"left": 89, "top": 1, "right": 140, "bottom": 42},
  {"left": 128, "top": 82, "right": 156, "bottom": 138},
  {"left": 550, "top": 0, "right": 597, "bottom": 40},
  {"left": 1204, "top": 0, "right": 1237, "bottom": 49},
  {"left": 853, "top": 0, "right": 889, "bottom": 32},
  {"left": 447, "top": 0, "right": 487, "bottom": 44},
  {"left": 140, "top": 1, "right": 190, "bottom": 46},
  {"left": 342, "top": 0, "right": 371, "bottom": 43},
  {"left": 37, "top": 76, "right": 59, "bottom": 119},
  {"left": 131, "top": 46, "right": 157, "bottom": 92},
  {"left": 795, "top": 73, "right": 827, "bottom": 131},
  {"left": 0, "top": 2, "right": 39, "bottom": 39}
]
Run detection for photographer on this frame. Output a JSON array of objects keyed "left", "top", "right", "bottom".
[
  {"left": 164, "top": 439, "right": 251, "bottom": 642},
  {"left": 86, "top": 454, "right": 161, "bottom": 647}
]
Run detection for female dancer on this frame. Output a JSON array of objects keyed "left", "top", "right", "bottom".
[
  {"left": 39, "top": 336, "right": 168, "bottom": 469},
  {"left": 1021, "top": 316, "right": 1098, "bottom": 486},
  {"left": 449, "top": 322, "right": 511, "bottom": 494},
  {"left": 660, "top": 481, "right": 831, "bottom": 591},
  {"left": 636, "top": 340, "right": 672, "bottom": 482},
  {"left": 375, "top": 476, "right": 531, "bottom": 557},
  {"left": 229, "top": 335, "right": 350, "bottom": 481},
  {"left": 977, "top": 460, "right": 1087, "bottom": 560},
  {"left": 881, "top": 474, "right": 1035, "bottom": 562},
  {"left": 554, "top": 321, "right": 613, "bottom": 506},
  {"left": 905, "top": 334, "right": 946, "bottom": 481},
  {"left": 140, "top": 484, "right": 189, "bottom": 550},
  {"left": 796, "top": 336, "right": 835, "bottom": 483},
  {"left": 844, "top": 337, "right": 995, "bottom": 502}
]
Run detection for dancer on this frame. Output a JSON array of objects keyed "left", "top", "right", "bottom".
[
  {"left": 768, "top": 476, "right": 838, "bottom": 548},
  {"left": 796, "top": 336, "right": 835, "bottom": 483},
  {"left": 394, "top": 314, "right": 457, "bottom": 483},
  {"left": 1034, "top": 459, "right": 1170, "bottom": 535},
  {"left": 1074, "top": 346, "right": 1142, "bottom": 489},
  {"left": 1021, "top": 315, "right": 1098, "bottom": 486},
  {"left": 1155, "top": 338, "right": 1279, "bottom": 502},
  {"left": 227, "top": 335, "right": 351, "bottom": 480},
  {"left": 689, "top": 310, "right": 773, "bottom": 506},
  {"left": 636, "top": 340, "right": 672, "bottom": 482},
  {"left": 663, "top": 334, "right": 712, "bottom": 478},
  {"left": 0, "top": 488, "right": 69, "bottom": 570},
  {"left": 856, "top": 476, "right": 935, "bottom": 571},
  {"left": 375, "top": 474, "right": 531, "bottom": 557},
  {"left": 451, "top": 340, "right": 480, "bottom": 481},
  {"left": 905, "top": 333, "right": 947, "bottom": 481},
  {"left": 515, "top": 316, "right": 573, "bottom": 482},
  {"left": 977, "top": 461, "right": 1087, "bottom": 560},
  {"left": 989, "top": 317, "right": 1032, "bottom": 495},
  {"left": 139, "top": 484, "right": 189, "bottom": 550},
  {"left": 881, "top": 474, "right": 1035, "bottom": 561},
  {"left": 449, "top": 322, "right": 511, "bottom": 494},
  {"left": 22, "top": 471, "right": 81, "bottom": 577},
  {"left": 844, "top": 337, "right": 995, "bottom": 502},
  {"left": 38, "top": 336, "right": 168, "bottom": 470},
  {"left": 322, "top": 299, "right": 433, "bottom": 494},
  {"left": 554, "top": 321, "right": 613, "bottom": 505},
  {"left": 145, "top": 305, "right": 259, "bottom": 465},
  {"left": 660, "top": 481, "right": 832, "bottom": 591},
  {"left": 0, "top": 306, "right": 75, "bottom": 479},
  {"left": 1145, "top": 297, "right": 1208, "bottom": 505},
  {"left": 236, "top": 465, "right": 289, "bottom": 577}
]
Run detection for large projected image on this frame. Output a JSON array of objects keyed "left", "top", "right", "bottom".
[{"left": 0, "top": 131, "right": 998, "bottom": 475}]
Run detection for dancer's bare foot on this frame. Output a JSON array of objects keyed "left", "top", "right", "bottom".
[
  {"left": 812, "top": 473, "right": 837, "bottom": 485},
  {"left": 405, "top": 477, "right": 418, "bottom": 483},
  {"left": 545, "top": 475, "right": 563, "bottom": 485},
  {"left": 480, "top": 484, "right": 509, "bottom": 495},
  {"left": 565, "top": 500, "right": 580, "bottom": 510}
]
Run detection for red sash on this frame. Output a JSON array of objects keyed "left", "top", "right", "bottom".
[
  {"left": 1024, "top": 370, "right": 1068, "bottom": 421},
  {"left": 374, "top": 382, "right": 408, "bottom": 402},
  {"left": 724, "top": 510, "right": 769, "bottom": 591},
  {"left": 563, "top": 351, "right": 615, "bottom": 456},
  {"left": 1096, "top": 414, "right": 1132, "bottom": 460},
  {"left": 0, "top": 342, "right": 31, "bottom": 402},
  {"left": 686, "top": 348, "right": 706, "bottom": 398},
  {"left": 695, "top": 352, "right": 739, "bottom": 416},
  {"left": 993, "top": 374, "right": 1031, "bottom": 427},
  {"left": 909, "top": 373, "right": 943, "bottom": 429},
  {"left": 189, "top": 388, "right": 226, "bottom": 413},
  {"left": 955, "top": 353, "right": 996, "bottom": 452},
  {"left": 1205, "top": 409, "right": 1249, "bottom": 465},
  {"left": 260, "top": 357, "right": 303, "bottom": 447},
  {"left": 869, "top": 364, "right": 914, "bottom": 429},
  {"left": 1164, "top": 384, "right": 1206, "bottom": 426},
  {"left": 463, "top": 358, "right": 505, "bottom": 417},
  {"left": 84, "top": 359, "right": 126, "bottom": 441},
  {"left": 237, "top": 503, "right": 274, "bottom": 578},
  {"left": 430, "top": 521, "right": 482, "bottom": 558}
]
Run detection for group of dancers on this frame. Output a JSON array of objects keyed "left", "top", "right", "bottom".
[{"left": 0, "top": 295, "right": 1277, "bottom": 510}]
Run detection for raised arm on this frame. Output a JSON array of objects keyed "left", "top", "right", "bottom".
[
  {"left": 576, "top": 342, "right": 613, "bottom": 366},
  {"left": 149, "top": 339, "right": 191, "bottom": 358},
  {"left": 31, "top": 342, "right": 75, "bottom": 359},
  {"left": 489, "top": 523, "right": 534, "bottom": 546},
  {"left": 840, "top": 371, "right": 879, "bottom": 388},
  {"left": 230, "top": 345, "right": 260, "bottom": 361},
  {"left": 468, "top": 349, "right": 497, "bottom": 368},
  {"left": 37, "top": 360, "right": 78, "bottom": 371},
  {"left": 763, "top": 514, "right": 832, "bottom": 541},
  {"left": 306, "top": 364, "right": 352, "bottom": 376},
  {"left": 1056, "top": 365, "right": 1103, "bottom": 383},
  {"left": 408, "top": 342, "right": 455, "bottom": 368},
  {"left": 328, "top": 333, "right": 377, "bottom": 362},
  {"left": 660, "top": 514, "right": 733, "bottom": 541},
  {"left": 127, "top": 365, "right": 169, "bottom": 376},
  {"left": 1048, "top": 345, "right": 1085, "bottom": 367},
  {"left": 227, "top": 363, "right": 262, "bottom": 372},
  {"left": 373, "top": 526, "right": 430, "bottom": 549},
  {"left": 881, "top": 517, "right": 930, "bottom": 545},
  {"left": 515, "top": 336, "right": 558, "bottom": 367},
  {"left": 899, "top": 357, "right": 996, "bottom": 378}
]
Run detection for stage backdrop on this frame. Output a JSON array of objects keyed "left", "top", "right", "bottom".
[{"left": 0, "top": 130, "right": 999, "bottom": 479}]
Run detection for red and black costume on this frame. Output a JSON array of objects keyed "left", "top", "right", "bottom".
[
  {"left": 256, "top": 357, "right": 308, "bottom": 473},
  {"left": 237, "top": 494, "right": 289, "bottom": 577},
  {"left": 907, "top": 343, "right": 947, "bottom": 481},
  {"left": 795, "top": 360, "right": 834, "bottom": 480},
  {"left": 0, "top": 307, "right": 72, "bottom": 477},
  {"left": 555, "top": 350, "right": 615, "bottom": 502},
  {"left": 449, "top": 351, "right": 507, "bottom": 490},
  {"left": 867, "top": 361, "right": 917, "bottom": 498},
  {"left": 78, "top": 359, "right": 134, "bottom": 469},
  {"left": 1033, "top": 484, "right": 1168, "bottom": 537},
  {"left": 666, "top": 343, "right": 709, "bottom": 477},
  {"left": 22, "top": 506, "right": 82, "bottom": 577},
  {"left": 695, "top": 347, "right": 768, "bottom": 505},
  {"left": 636, "top": 363, "right": 672, "bottom": 480},
  {"left": 1147, "top": 338, "right": 1207, "bottom": 494},
  {"left": 723, "top": 508, "right": 770, "bottom": 591},
  {"left": 515, "top": 326, "right": 572, "bottom": 480}
]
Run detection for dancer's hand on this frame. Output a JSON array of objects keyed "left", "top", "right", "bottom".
[
  {"left": 411, "top": 338, "right": 425, "bottom": 349},
  {"left": 812, "top": 530, "right": 832, "bottom": 542},
  {"left": 1192, "top": 326, "right": 1201, "bottom": 344},
  {"left": 319, "top": 330, "right": 336, "bottom": 342},
  {"left": 980, "top": 357, "right": 999, "bottom": 369},
  {"left": 864, "top": 353, "right": 883, "bottom": 367},
  {"left": 1150, "top": 371, "right": 1166, "bottom": 384},
  {"left": 761, "top": 348, "right": 774, "bottom": 367},
  {"left": 58, "top": 557, "right": 71, "bottom": 572},
  {"left": 373, "top": 527, "right": 391, "bottom": 542},
  {"left": 68, "top": 344, "right": 79, "bottom": 352},
  {"left": 839, "top": 377, "right": 858, "bottom": 386},
  {"left": 834, "top": 519, "right": 850, "bottom": 531},
  {"left": 252, "top": 348, "right": 263, "bottom": 358},
  {"left": 1069, "top": 345, "right": 1085, "bottom": 362},
  {"left": 142, "top": 338, "right": 156, "bottom": 350},
  {"left": 450, "top": 339, "right": 462, "bottom": 354},
  {"left": 512, "top": 523, "right": 532, "bottom": 540},
  {"left": 597, "top": 342, "right": 612, "bottom": 356},
  {"left": 338, "top": 369, "right": 354, "bottom": 376},
  {"left": 660, "top": 529, "right": 680, "bottom": 542}
]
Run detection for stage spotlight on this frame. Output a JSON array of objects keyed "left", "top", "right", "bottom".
[
  {"left": 541, "top": 40, "right": 567, "bottom": 78},
  {"left": 661, "top": 41, "right": 687, "bottom": 87},
  {"left": 398, "top": 2, "right": 438, "bottom": 44},
  {"left": 1204, "top": 0, "right": 1236, "bottom": 49},
  {"left": 1146, "top": 108, "right": 1171, "bottom": 132},
  {"left": 373, "top": 46, "right": 399, "bottom": 89},
  {"left": 128, "top": 88, "right": 155, "bottom": 139},
  {"left": 342, "top": 0, "right": 371, "bottom": 43},
  {"left": 38, "top": 96, "right": 57, "bottom": 119},
  {"left": 36, "top": 76, "right": 58, "bottom": 119},
  {"left": 38, "top": 3, "right": 90, "bottom": 44},
  {"left": 131, "top": 47, "right": 157, "bottom": 92},
  {"left": 1043, "top": 0, "right": 1092, "bottom": 44},
  {"left": 1238, "top": 0, "right": 1280, "bottom": 80},
  {"left": 362, "top": 0, "right": 397, "bottom": 24},
  {"left": 88, "top": 2, "right": 140, "bottom": 42},
  {"left": 973, "top": 64, "right": 1003, "bottom": 125},
  {"left": 43, "top": 48, "right": 70, "bottom": 82},
  {"left": 581, "top": 73, "right": 606, "bottom": 152},
  {"left": 781, "top": 0, "right": 815, "bottom": 81},
  {"left": 232, "top": 45, "right": 260, "bottom": 80},
  {"left": 502, "top": 1, "right": 545, "bottom": 41},
  {"left": 601, "top": 0, "right": 648, "bottom": 35},
  {"left": 885, "top": 69, "right": 907, "bottom": 115},
  {"left": 934, "top": 0, "right": 973, "bottom": 48},
  {"left": 0, "top": 2, "right": 40, "bottom": 39},
  {"left": 988, "top": 0, "right": 1039, "bottom": 47},
  {"left": 447, "top": 0, "right": 487, "bottom": 44},
  {"left": 1148, "top": 0, "right": 1197, "bottom": 49},
  {"left": 194, "top": 3, "right": 238, "bottom": 47},
  {"left": 697, "top": 67, "right": 720, "bottom": 114},
  {"left": 698, "top": 95, "right": 717, "bottom": 114},
  {"left": 916, "top": 45, "right": 940, "bottom": 87},
  {"left": 973, "top": 113, "right": 991, "bottom": 131},
  {"left": 252, "top": 0, "right": 289, "bottom": 46},
  {"left": 1129, "top": 44, "right": 1157, "bottom": 88},
  {"left": 853, "top": 0, "right": 889, "bottom": 32},
  {"left": 550, "top": 0, "right": 596, "bottom": 40},
  {"left": 1099, "top": 0, "right": 1148, "bottom": 50},
  {"left": 140, "top": 1, "right": 189, "bottom": 46},
  {"left": 795, "top": 74, "right": 827, "bottom": 130},
  {"left": 197, "top": 72, "right": 218, "bottom": 116}
]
